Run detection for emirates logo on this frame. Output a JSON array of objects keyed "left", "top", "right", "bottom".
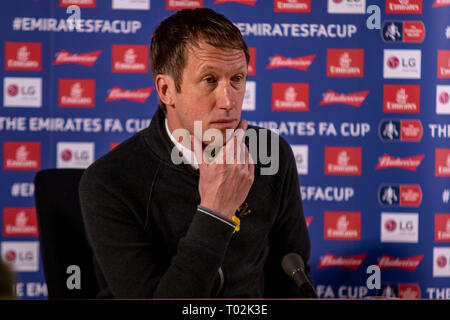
[
  {"left": 59, "top": 79, "right": 95, "bottom": 107},
  {"left": 274, "top": 0, "right": 310, "bottom": 12},
  {"left": 114, "top": 49, "right": 146, "bottom": 71},
  {"left": 272, "top": 83, "right": 309, "bottom": 111},
  {"left": 5, "top": 145, "right": 39, "bottom": 169},
  {"left": 325, "top": 147, "right": 361, "bottom": 176},
  {"left": 5, "top": 42, "right": 41, "bottom": 71},
  {"left": 327, "top": 49, "right": 363, "bottom": 77},
  {"left": 112, "top": 45, "right": 148, "bottom": 73},
  {"left": 387, "top": 0, "right": 422, "bottom": 13},
  {"left": 3, "top": 208, "right": 38, "bottom": 236},
  {"left": 386, "top": 88, "right": 417, "bottom": 111},
  {"left": 324, "top": 212, "right": 360, "bottom": 240}
]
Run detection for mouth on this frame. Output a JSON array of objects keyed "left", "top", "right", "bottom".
[{"left": 209, "top": 118, "right": 237, "bottom": 129}]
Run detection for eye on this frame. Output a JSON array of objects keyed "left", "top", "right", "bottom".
[
  {"left": 231, "top": 75, "right": 244, "bottom": 83},
  {"left": 204, "top": 76, "right": 216, "bottom": 84}
]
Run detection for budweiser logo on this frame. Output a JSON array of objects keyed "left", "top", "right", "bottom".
[
  {"left": 320, "top": 90, "right": 369, "bottom": 107},
  {"left": 60, "top": 0, "right": 96, "bottom": 7},
  {"left": 433, "top": 0, "right": 450, "bottom": 7},
  {"left": 105, "top": 86, "right": 154, "bottom": 103},
  {"left": 267, "top": 54, "right": 315, "bottom": 71},
  {"left": 317, "top": 253, "right": 366, "bottom": 270},
  {"left": 377, "top": 254, "right": 424, "bottom": 271},
  {"left": 53, "top": 50, "right": 101, "bottom": 66},
  {"left": 214, "top": 0, "right": 257, "bottom": 5},
  {"left": 376, "top": 154, "right": 424, "bottom": 171}
]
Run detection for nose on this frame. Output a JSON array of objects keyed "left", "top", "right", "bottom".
[{"left": 216, "top": 82, "right": 234, "bottom": 110}]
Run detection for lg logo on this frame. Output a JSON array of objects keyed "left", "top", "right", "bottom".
[
  {"left": 387, "top": 56, "right": 417, "bottom": 69},
  {"left": 7, "top": 84, "right": 36, "bottom": 97},
  {"left": 385, "top": 219, "right": 414, "bottom": 232}
]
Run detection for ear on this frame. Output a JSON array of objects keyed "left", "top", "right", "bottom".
[{"left": 155, "top": 74, "right": 176, "bottom": 108}]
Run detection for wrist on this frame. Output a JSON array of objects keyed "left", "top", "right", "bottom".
[{"left": 199, "top": 202, "right": 235, "bottom": 219}]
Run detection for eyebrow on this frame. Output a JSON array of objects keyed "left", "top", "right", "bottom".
[{"left": 198, "top": 64, "right": 248, "bottom": 74}]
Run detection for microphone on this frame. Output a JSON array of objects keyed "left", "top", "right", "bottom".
[{"left": 281, "top": 253, "right": 317, "bottom": 298}]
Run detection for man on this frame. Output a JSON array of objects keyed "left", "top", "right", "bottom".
[{"left": 79, "top": 8, "right": 312, "bottom": 299}]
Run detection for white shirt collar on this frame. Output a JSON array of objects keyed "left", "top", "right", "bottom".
[{"left": 164, "top": 118, "right": 199, "bottom": 170}]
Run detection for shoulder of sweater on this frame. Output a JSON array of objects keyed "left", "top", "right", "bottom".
[{"left": 81, "top": 129, "right": 160, "bottom": 190}]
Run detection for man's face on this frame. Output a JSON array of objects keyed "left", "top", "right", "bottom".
[{"left": 166, "top": 40, "right": 247, "bottom": 146}]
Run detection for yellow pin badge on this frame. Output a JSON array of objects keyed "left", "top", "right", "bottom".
[{"left": 232, "top": 202, "right": 251, "bottom": 234}]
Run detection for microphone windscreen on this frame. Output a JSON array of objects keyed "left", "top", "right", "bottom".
[{"left": 281, "top": 252, "right": 305, "bottom": 278}]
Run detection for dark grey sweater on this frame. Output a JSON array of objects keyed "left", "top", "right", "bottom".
[{"left": 79, "top": 108, "right": 312, "bottom": 298}]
